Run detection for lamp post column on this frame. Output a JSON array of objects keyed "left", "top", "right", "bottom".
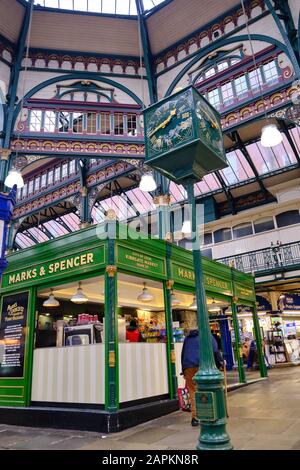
[
  {"left": 154, "top": 194, "right": 171, "bottom": 241},
  {"left": 184, "top": 179, "right": 232, "bottom": 451}
]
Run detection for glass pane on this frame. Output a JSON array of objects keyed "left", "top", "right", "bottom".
[{"left": 254, "top": 217, "right": 275, "bottom": 233}]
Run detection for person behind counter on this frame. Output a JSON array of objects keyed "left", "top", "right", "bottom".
[{"left": 126, "top": 318, "right": 141, "bottom": 342}]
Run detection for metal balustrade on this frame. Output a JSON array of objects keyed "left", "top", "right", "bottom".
[{"left": 216, "top": 241, "right": 300, "bottom": 274}]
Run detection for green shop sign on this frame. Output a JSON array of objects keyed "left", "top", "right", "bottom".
[
  {"left": 117, "top": 245, "right": 166, "bottom": 277},
  {"left": 2, "top": 246, "right": 105, "bottom": 288},
  {"left": 235, "top": 284, "right": 255, "bottom": 302},
  {"left": 172, "top": 263, "right": 232, "bottom": 295}
]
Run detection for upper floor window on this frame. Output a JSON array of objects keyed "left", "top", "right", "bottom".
[
  {"left": 34, "top": 176, "right": 40, "bottom": 192},
  {"left": 29, "top": 110, "right": 42, "bottom": 132},
  {"left": 69, "top": 160, "right": 76, "bottom": 175},
  {"left": 207, "top": 88, "right": 220, "bottom": 109},
  {"left": 54, "top": 166, "right": 61, "bottom": 181},
  {"left": 62, "top": 162, "right": 68, "bottom": 178},
  {"left": 248, "top": 69, "right": 263, "bottom": 92},
  {"left": 233, "top": 222, "right": 253, "bottom": 239},
  {"left": 254, "top": 217, "right": 275, "bottom": 233},
  {"left": 44, "top": 111, "right": 56, "bottom": 132},
  {"left": 48, "top": 169, "right": 53, "bottom": 185},
  {"left": 203, "top": 232, "right": 213, "bottom": 245},
  {"left": 234, "top": 75, "right": 248, "bottom": 98},
  {"left": 41, "top": 173, "right": 47, "bottom": 188},
  {"left": 72, "top": 112, "right": 84, "bottom": 133},
  {"left": 100, "top": 112, "right": 111, "bottom": 135},
  {"left": 276, "top": 210, "right": 300, "bottom": 228},
  {"left": 28, "top": 180, "right": 34, "bottom": 195},
  {"left": 262, "top": 60, "right": 279, "bottom": 85},
  {"left": 214, "top": 228, "right": 232, "bottom": 243},
  {"left": 58, "top": 112, "right": 70, "bottom": 132},
  {"left": 127, "top": 114, "right": 137, "bottom": 136},
  {"left": 221, "top": 82, "right": 234, "bottom": 106},
  {"left": 86, "top": 113, "right": 97, "bottom": 134},
  {"left": 114, "top": 113, "right": 124, "bottom": 135}
]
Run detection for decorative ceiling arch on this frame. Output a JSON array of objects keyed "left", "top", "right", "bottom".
[
  {"left": 12, "top": 73, "right": 145, "bottom": 131},
  {"left": 165, "top": 34, "right": 297, "bottom": 96}
]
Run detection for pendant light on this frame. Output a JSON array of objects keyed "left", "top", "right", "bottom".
[
  {"left": 43, "top": 288, "right": 60, "bottom": 308},
  {"left": 139, "top": 173, "right": 157, "bottom": 192},
  {"left": 181, "top": 220, "right": 191, "bottom": 234},
  {"left": 4, "top": 168, "right": 24, "bottom": 189},
  {"left": 278, "top": 293, "right": 285, "bottom": 300},
  {"left": 189, "top": 295, "right": 197, "bottom": 310},
  {"left": 71, "top": 281, "right": 88, "bottom": 304},
  {"left": 171, "top": 289, "right": 181, "bottom": 306},
  {"left": 137, "top": 282, "right": 154, "bottom": 302},
  {"left": 260, "top": 124, "right": 283, "bottom": 148},
  {"left": 208, "top": 299, "right": 221, "bottom": 313}
]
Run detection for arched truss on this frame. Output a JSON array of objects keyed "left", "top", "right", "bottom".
[{"left": 13, "top": 200, "right": 81, "bottom": 250}]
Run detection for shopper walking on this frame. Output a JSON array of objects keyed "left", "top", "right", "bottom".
[{"left": 181, "top": 329, "right": 224, "bottom": 426}]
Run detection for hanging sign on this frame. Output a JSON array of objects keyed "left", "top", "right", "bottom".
[
  {"left": 278, "top": 294, "right": 300, "bottom": 311},
  {"left": 235, "top": 284, "right": 255, "bottom": 302},
  {"left": 116, "top": 245, "right": 166, "bottom": 276},
  {"left": 256, "top": 295, "right": 272, "bottom": 312},
  {"left": 2, "top": 246, "right": 105, "bottom": 288},
  {"left": 0, "top": 292, "right": 29, "bottom": 378}
]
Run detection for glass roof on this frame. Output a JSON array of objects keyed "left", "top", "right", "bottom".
[{"left": 31, "top": 0, "right": 167, "bottom": 15}]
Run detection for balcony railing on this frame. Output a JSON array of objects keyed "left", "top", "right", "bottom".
[{"left": 216, "top": 241, "right": 300, "bottom": 274}]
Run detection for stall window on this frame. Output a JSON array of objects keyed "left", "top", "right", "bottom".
[
  {"left": 62, "top": 162, "right": 68, "bottom": 178},
  {"left": 233, "top": 222, "right": 253, "bottom": 239},
  {"left": 214, "top": 228, "right": 232, "bottom": 243},
  {"left": 54, "top": 166, "right": 61, "bottom": 181},
  {"left": 69, "top": 159, "right": 76, "bottom": 175},
  {"left": 254, "top": 217, "right": 275, "bottom": 233},
  {"left": 28, "top": 179, "right": 34, "bottom": 195},
  {"left": 276, "top": 210, "right": 300, "bottom": 228},
  {"left": 35, "top": 276, "right": 105, "bottom": 349}
]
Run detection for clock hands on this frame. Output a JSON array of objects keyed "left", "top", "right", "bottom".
[{"left": 148, "top": 108, "right": 177, "bottom": 138}]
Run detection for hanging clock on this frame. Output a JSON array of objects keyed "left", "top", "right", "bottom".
[{"left": 143, "top": 85, "right": 227, "bottom": 184}]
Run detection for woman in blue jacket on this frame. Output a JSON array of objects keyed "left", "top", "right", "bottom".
[{"left": 181, "top": 329, "right": 223, "bottom": 426}]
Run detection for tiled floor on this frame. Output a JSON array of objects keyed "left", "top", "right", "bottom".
[{"left": 0, "top": 367, "right": 299, "bottom": 450}]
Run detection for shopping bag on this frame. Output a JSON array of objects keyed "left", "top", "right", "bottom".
[{"left": 178, "top": 386, "right": 191, "bottom": 412}]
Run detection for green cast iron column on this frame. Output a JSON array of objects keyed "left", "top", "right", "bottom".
[
  {"left": 231, "top": 268, "right": 246, "bottom": 384},
  {"left": 184, "top": 179, "right": 232, "bottom": 451},
  {"left": 251, "top": 278, "right": 267, "bottom": 378},
  {"left": 104, "top": 219, "right": 119, "bottom": 412},
  {"left": 164, "top": 243, "right": 178, "bottom": 400},
  {"left": 231, "top": 300, "right": 246, "bottom": 384},
  {"left": 154, "top": 195, "right": 171, "bottom": 241}
]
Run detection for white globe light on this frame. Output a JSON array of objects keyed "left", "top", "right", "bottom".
[
  {"left": 139, "top": 173, "right": 157, "bottom": 192},
  {"left": 182, "top": 220, "right": 191, "bottom": 234},
  {"left": 260, "top": 124, "right": 283, "bottom": 148},
  {"left": 4, "top": 169, "right": 24, "bottom": 189}
]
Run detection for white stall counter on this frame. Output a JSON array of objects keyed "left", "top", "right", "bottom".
[
  {"left": 119, "top": 343, "right": 169, "bottom": 403},
  {"left": 31, "top": 344, "right": 105, "bottom": 404}
]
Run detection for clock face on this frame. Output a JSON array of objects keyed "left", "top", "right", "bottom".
[
  {"left": 146, "top": 90, "right": 194, "bottom": 156},
  {"left": 195, "top": 99, "right": 224, "bottom": 155}
]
